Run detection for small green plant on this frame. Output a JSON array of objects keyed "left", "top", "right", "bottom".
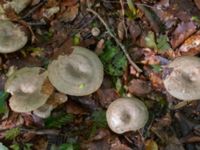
[
  {"left": 151, "top": 64, "right": 162, "bottom": 73},
  {"left": 90, "top": 110, "right": 107, "bottom": 136},
  {"left": 4, "top": 127, "right": 20, "bottom": 140},
  {"left": 145, "top": 32, "right": 171, "bottom": 53},
  {"left": 100, "top": 40, "right": 127, "bottom": 76},
  {"left": 45, "top": 113, "right": 74, "bottom": 128},
  {"left": 0, "top": 91, "right": 9, "bottom": 114}
]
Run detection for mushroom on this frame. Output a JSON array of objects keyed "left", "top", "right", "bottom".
[
  {"left": 48, "top": 46, "right": 104, "bottom": 96},
  {"left": 163, "top": 56, "right": 200, "bottom": 101},
  {"left": 5, "top": 67, "right": 54, "bottom": 112},
  {"left": 33, "top": 93, "right": 68, "bottom": 118},
  {"left": 106, "top": 97, "right": 149, "bottom": 134},
  {"left": 4, "top": 0, "right": 31, "bottom": 14},
  {"left": 0, "top": 20, "right": 28, "bottom": 53}
]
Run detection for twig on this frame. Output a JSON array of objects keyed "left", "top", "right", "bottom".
[
  {"left": 119, "top": 0, "right": 128, "bottom": 38},
  {"left": 87, "top": 8, "right": 142, "bottom": 72},
  {"left": 22, "top": 0, "right": 47, "bottom": 19},
  {"left": 20, "top": 128, "right": 60, "bottom": 135}
]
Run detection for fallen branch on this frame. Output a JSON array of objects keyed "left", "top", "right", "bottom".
[{"left": 87, "top": 8, "right": 142, "bottom": 73}]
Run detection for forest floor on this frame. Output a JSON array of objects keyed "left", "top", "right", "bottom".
[{"left": 0, "top": 0, "right": 200, "bottom": 150}]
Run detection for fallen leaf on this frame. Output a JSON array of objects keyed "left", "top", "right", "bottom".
[
  {"left": 117, "top": 21, "right": 125, "bottom": 40},
  {"left": 137, "top": 4, "right": 165, "bottom": 33},
  {"left": 58, "top": 4, "right": 79, "bottom": 22},
  {"left": 178, "top": 32, "right": 200, "bottom": 56},
  {"left": 128, "top": 79, "right": 151, "bottom": 96},
  {"left": 170, "top": 21, "right": 196, "bottom": 49},
  {"left": 127, "top": 20, "right": 141, "bottom": 43},
  {"left": 96, "top": 89, "right": 119, "bottom": 108},
  {"left": 145, "top": 139, "right": 158, "bottom": 150},
  {"left": 194, "top": 0, "right": 200, "bottom": 10},
  {"left": 164, "top": 136, "right": 185, "bottom": 150}
]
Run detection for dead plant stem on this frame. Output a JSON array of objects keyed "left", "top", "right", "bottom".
[{"left": 87, "top": 8, "right": 142, "bottom": 72}]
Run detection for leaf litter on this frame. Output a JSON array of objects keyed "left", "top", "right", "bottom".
[{"left": 0, "top": 0, "right": 199, "bottom": 149}]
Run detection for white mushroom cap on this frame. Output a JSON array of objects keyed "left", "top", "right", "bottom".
[
  {"left": 48, "top": 46, "right": 104, "bottom": 96},
  {"left": 163, "top": 56, "right": 200, "bottom": 100},
  {"left": 0, "top": 20, "right": 28, "bottom": 53},
  {"left": 106, "top": 97, "right": 149, "bottom": 134},
  {"left": 5, "top": 67, "right": 53, "bottom": 112}
]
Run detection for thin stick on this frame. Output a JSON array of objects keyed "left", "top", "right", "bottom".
[
  {"left": 87, "top": 8, "right": 142, "bottom": 72},
  {"left": 119, "top": 0, "right": 128, "bottom": 38}
]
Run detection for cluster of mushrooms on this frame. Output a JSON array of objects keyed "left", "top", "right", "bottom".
[{"left": 1, "top": 0, "right": 200, "bottom": 135}]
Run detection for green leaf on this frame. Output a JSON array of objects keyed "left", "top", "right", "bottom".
[
  {"left": 90, "top": 110, "right": 107, "bottom": 137},
  {"left": 151, "top": 64, "right": 162, "bottom": 73},
  {"left": 59, "top": 143, "right": 73, "bottom": 150},
  {"left": 92, "top": 110, "right": 107, "bottom": 128},
  {"left": 23, "top": 143, "right": 32, "bottom": 150},
  {"left": 4, "top": 127, "right": 20, "bottom": 140},
  {"left": 157, "top": 35, "right": 171, "bottom": 52},
  {"left": 0, "top": 142, "right": 9, "bottom": 150},
  {"left": 0, "top": 91, "right": 9, "bottom": 114},
  {"left": 73, "top": 33, "right": 81, "bottom": 45},
  {"left": 45, "top": 113, "right": 74, "bottom": 128},
  {"left": 145, "top": 31, "right": 157, "bottom": 49},
  {"left": 100, "top": 40, "right": 127, "bottom": 76},
  {"left": 127, "top": 0, "right": 136, "bottom": 15}
]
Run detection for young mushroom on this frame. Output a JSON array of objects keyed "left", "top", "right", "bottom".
[
  {"left": 48, "top": 46, "right": 104, "bottom": 96},
  {"left": 5, "top": 67, "right": 54, "bottom": 113},
  {"left": 0, "top": 20, "right": 28, "bottom": 53},
  {"left": 163, "top": 56, "right": 200, "bottom": 101},
  {"left": 106, "top": 97, "right": 149, "bottom": 134},
  {"left": 33, "top": 93, "right": 68, "bottom": 118}
]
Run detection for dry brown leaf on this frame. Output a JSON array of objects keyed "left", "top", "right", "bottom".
[
  {"left": 194, "top": 0, "right": 200, "bottom": 10},
  {"left": 58, "top": 3, "right": 79, "bottom": 22},
  {"left": 178, "top": 32, "right": 200, "bottom": 56},
  {"left": 127, "top": 20, "right": 141, "bottom": 43},
  {"left": 128, "top": 79, "right": 151, "bottom": 96},
  {"left": 117, "top": 21, "right": 124, "bottom": 40},
  {"left": 66, "top": 100, "right": 88, "bottom": 115},
  {"left": 62, "top": 0, "right": 78, "bottom": 7},
  {"left": 170, "top": 21, "right": 196, "bottom": 49},
  {"left": 96, "top": 89, "right": 119, "bottom": 108},
  {"left": 145, "top": 139, "right": 158, "bottom": 150}
]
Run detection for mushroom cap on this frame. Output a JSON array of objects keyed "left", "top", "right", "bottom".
[
  {"left": 106, "top": 97, "right": 149, "bottom": 134},
  {"left": 163, "top": 56, "right": 200, "bottom": 100},
  {"left": 5, "top": 67, "right": 51, "bottom": 112},
  {"left": 6, "top": 0, "right": 31, "bottom": 14},
  {"left": 0, "top": 20, "right": 28, "bottom": 53},
  {"left": 33, "top": 93, "right": 68, "bottom": 118},
  {"left": 48, "top": 46, "right": 104, "bottom": 96}
]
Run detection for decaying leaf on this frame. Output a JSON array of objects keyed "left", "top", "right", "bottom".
[
  {"left": 58, "top": 4, "right": 79, "bottom": 22},
  {"left": 178, "top": 32, "right": 200, "bottom": 56},
  {"left": 145, "top": 139, "right": 158, "bottom": 150},
  {"left": 137, "top": 4, "right": 165, "bottom": 33},
  {"left": 170, "top": 21, "right": 196, "bottom": 49},
  {"left": 128, "top": 79, "right": 151, "bottom": 96}
]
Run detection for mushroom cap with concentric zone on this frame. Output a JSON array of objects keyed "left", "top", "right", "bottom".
[
  {"left": 48, "top": 46, "right": 104, "bottom": 96},
  {"left": 163, "top": 56, "right": 200, "bottom": 101},
  {"left": 5, "top": 67, "right": 53, "bottom": 112},
  {"left": 106, "top": 97, "right": 149, "bottom": 134},
  {"left": 0, "top": 20, "right": 28, "bottom": 53}
]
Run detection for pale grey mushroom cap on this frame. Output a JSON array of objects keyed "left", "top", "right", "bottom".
[
  {"left": 48, "top": 46, "right": 104, "bottom": 96},
  {"left": 33, "top": 93, "right": 68, "bottom": 118},
  {"left": 4, "top": 0, "right": 31, "bottom": 14},
  {"left": 106, "top": 97, "right": 149, "bottom": 134},
  {"left": 0, "top": 20, "right": 28, "bottom": 53},
  {"left": 5, "top": 67, "right": 51, "bottom": 112},
  {"left": 163, "top": 56, "right": 200, "bottom": 101}
]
